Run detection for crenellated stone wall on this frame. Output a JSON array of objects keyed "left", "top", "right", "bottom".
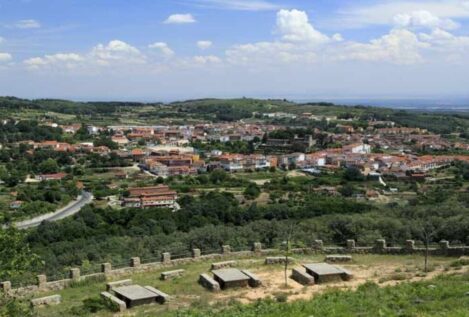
[{"left": 3, "top": 239, "right": 468, "bottom": 298}]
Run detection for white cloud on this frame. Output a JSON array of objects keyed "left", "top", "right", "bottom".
[
  {"left": 190, "top": 0, "right": 282, "bottom": 11},
  {"left": 193, "top": 55, "right": 222, "bottom": 64},
  {"left": 91, "top": 40, "right": 145, "bottom": 65},
  {"left": 0, "top": 52, "right": 12, "bottom": 63},
  {"left": 14, "top": 19, "right": 41, "bottom": 29},
  {"left": 226, "top": 10, "right": 336, "bottom": 66},
  {"left": 394, "top": 10, "right": 459, "bottom": 30},
  {"left": 338, "top": 29, "right": 428, "bottom": 64},
  {"left": 197, "top": 40, "right": 213, "bottom": 49},
  {"left": 24, "top": 40, "right": 146, "bottom": 70},
  {"left": 24, "top": 53, "right": 83, "bottom": 69},
  {"left": 336, "top": 1, "right": 469, "bottom": 29},
  {"left": 148, "top": 42, "right": 175, "bottom": 57},
  {"left": 164, "top": 14, "right": 196, "bottom": 24},
  {"left": 276, "top": 9, "right": 330, "bottom": 44}
]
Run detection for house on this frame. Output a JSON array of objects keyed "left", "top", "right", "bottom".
[
  {"left": 343, "top": 143, "right": 371, "bottom": 154},
  {"left": 112, "top": 135, "right": 130, "bottom": 145},
  {"left": 10, "top": 200, "right": 23, "bottom": 209},
  {"left": 122, "top": 185, "right": 178, "bottom": 209},
  {"left": 36, "top": 173, "right": 67, "bottom": 181},
  {"left": 131, "top": 148, "right": 145, "bottom": 160},
  {"left": 61, "top": 124, "right": 82, "bottom": 134},
  {"left": 220, "top": 154, "right": 244, "bottom": 172}
]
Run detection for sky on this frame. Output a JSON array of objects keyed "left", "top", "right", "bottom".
[{"left": 0, "top": 0, "right": 469, "bottom": 101}]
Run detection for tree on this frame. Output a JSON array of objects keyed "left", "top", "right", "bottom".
[
  {"left": 38, "top": 158, "right": 59, "bottom": 174},
  {"left": 244, "top": 183, "right": 261, "bottom": 200},
  {"left": 281, "top": 221, "right": 297, "bottom": 287},
  {"left": 0, "top": 227, "right": 41, "bottom": 281},
  {"left": 344, "top": 167, "right": 364, "bottom": 181},
  {"left": 0, "top": 297, "right": 34, "bottom": 317},
  {"left": 209, "top": 169, "right": 228, "bottom": 184},
  {"left": 416, "top": 218, "right": 439, "bottom": 273}
]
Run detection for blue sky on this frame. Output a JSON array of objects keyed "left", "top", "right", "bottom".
[{"left": 1, "top": 0, "right": 469, "bottom": 101}]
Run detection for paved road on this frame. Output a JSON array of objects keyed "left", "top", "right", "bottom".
[{"left": 14, "top": 191, "right": 94, "bottom": 229}]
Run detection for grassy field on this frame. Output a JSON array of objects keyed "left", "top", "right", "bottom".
[{"left": 32, "top": 254, "right": 468, "bottom": 317}]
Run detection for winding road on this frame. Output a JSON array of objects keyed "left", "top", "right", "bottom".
[{"left": 13, "top": 191, "right": 94, "bottom": 230}]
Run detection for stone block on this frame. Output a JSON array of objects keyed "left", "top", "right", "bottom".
[
  {"left": 222, "top": 245, "right": 231, "bottom": 255},
  {"left": 291, "top": 269, "right": 315, "bottom": 285},
  {"left": 100, "top": 291, "right": 126, "bottom": 312},
  {"left": 440, "top": 240, "right": 450, "bottom": 250},
  {"left": 199, "top": 273, "right": 220, "bottom": 292},
  {"left": 405, "top": 240, "right": 415, "bottom": 251},
  {"left": 340, "top": 268, "right": 354, "bottom": 281},
  {"left": 144, "top": 286, "right": 170, "bottom": 304},
  {"left": 161, "top": 252, "right": 171, "bottom": 264},
  {"left": 374, "top": 239, "right": 386, "bottom": 252},
  {"left": 264, "top": 257, "right": 294, "bottom": 265},
  {"left": 253, "top": 242, "right": 262, "bottom": 253},
  {"left": 37, "top": 274, "right": 47, "bottom": 289},
  {"left": 0, "top": 281, "right": 11, "bottom": 293},
  {"left": 241, "top": 270, "right": 262, "bottom": 287},
  {"left": 69, "top": 268, "right": 80, "bottom": 281},
  {"left": 160, "top": 269, "right": 185, "bottom": 280},
  {"left": 325, "top": 255, "right": 352, "bottom": 263},
  {"left": 30, "top": 295, "right": 61, "bottom": 307},
  {"left": 101, "top": 262, "right": 112, "bottom": 274},
  {"left": 346, "top": 239, "right": 356, "bottom": 249},
  {"left": 211, "top": 260, "right": 236, "bottom": 270},
  {"left": 130, "top": 257, "right": 141, "bottom": 268},
  {"left": 106, "top": 279, "right": 132, "bottom": 291},
  {"left": 313, "top": 240, "right": 324, "bottom": 250},
  {"left": 192, "top": 248, "right": 201, "bottom": 258}
]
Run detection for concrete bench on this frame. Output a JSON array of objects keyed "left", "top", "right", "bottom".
[
  {"left": 211, "top": 260, "right": 236, "bottom": 270},
  {"left": 144, "top": 286, "right": 170, "bottom": 304},
  {"left": 325, "top": 255, "right": 353, "bottom": 263},
  {"left": 100, "top": 291, "right": 126, "bottom": 312},
  {"left": 160, "top": 269, "right": 185, "bottom": 280},
  {"left": 199, "top": 273, "right": 221, "bottom": 292},
  {"left": 30, "top": 295, "right": 61, "bottom": 307},
  {"left": 106, "top": 279, "right": 132, "bottom": 291},
  {"left": 291, "top": 268, "right": 315, "bottom": 285},
  {"left": 264, "top": 257, "right": 294, "bottom": 265},
  {"left": 241, "top": 270, "right": 262, "bottom": 288}
]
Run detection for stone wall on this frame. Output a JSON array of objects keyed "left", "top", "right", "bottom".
[{"left": 2, "top": 239, "right": 467, "bottom": 298}]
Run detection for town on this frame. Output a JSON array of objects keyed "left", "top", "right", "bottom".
[{"left": 3, "top": 110, "right": 468, "bottom": 215}]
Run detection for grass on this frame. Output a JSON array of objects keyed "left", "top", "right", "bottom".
[
  {"left": 161, "top": 273, "right": 469, "bottom": 317},
  {"left": 31, "top": 254, "right": 462, "bottom": 317}
]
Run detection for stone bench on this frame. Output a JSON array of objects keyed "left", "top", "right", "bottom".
[
  {"left": 340, "top": 268, "right": 354, "bottom": 281},
  {"left": 30, "top": 295, "right": 62, "bottom": 307},
  {"left": 241, "top": 270, "right": 262, "bottom": 288},
  {"left": 211, "top": 260, "right": 236, "bottom": 270},
  {"left": 199, "top": 273, "right": 221, "bottom": 292},
  {"left": 106, "top": 279, "right": 132, "bottom": 291},
  {"left": 100, "top": 291, "right": 126, "bottom": 312},
  {"left": 325, "top": 255, "right": 353, "bottom": 263},
  {"left": 144, "top": 286, "right": 170, "bottom": 304},
  {"left": 291, "top": 268, "right": 315, "bottom": 285},
  {"left": 160, "top": 269, "right": 185, "bottom": 280},
  {"left": 264, "top": 257, "right": 294, "bottom": 265}
]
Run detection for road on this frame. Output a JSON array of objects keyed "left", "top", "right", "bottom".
[{"left": 14, "top": 191, "right": 94, "bottom": 230}]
